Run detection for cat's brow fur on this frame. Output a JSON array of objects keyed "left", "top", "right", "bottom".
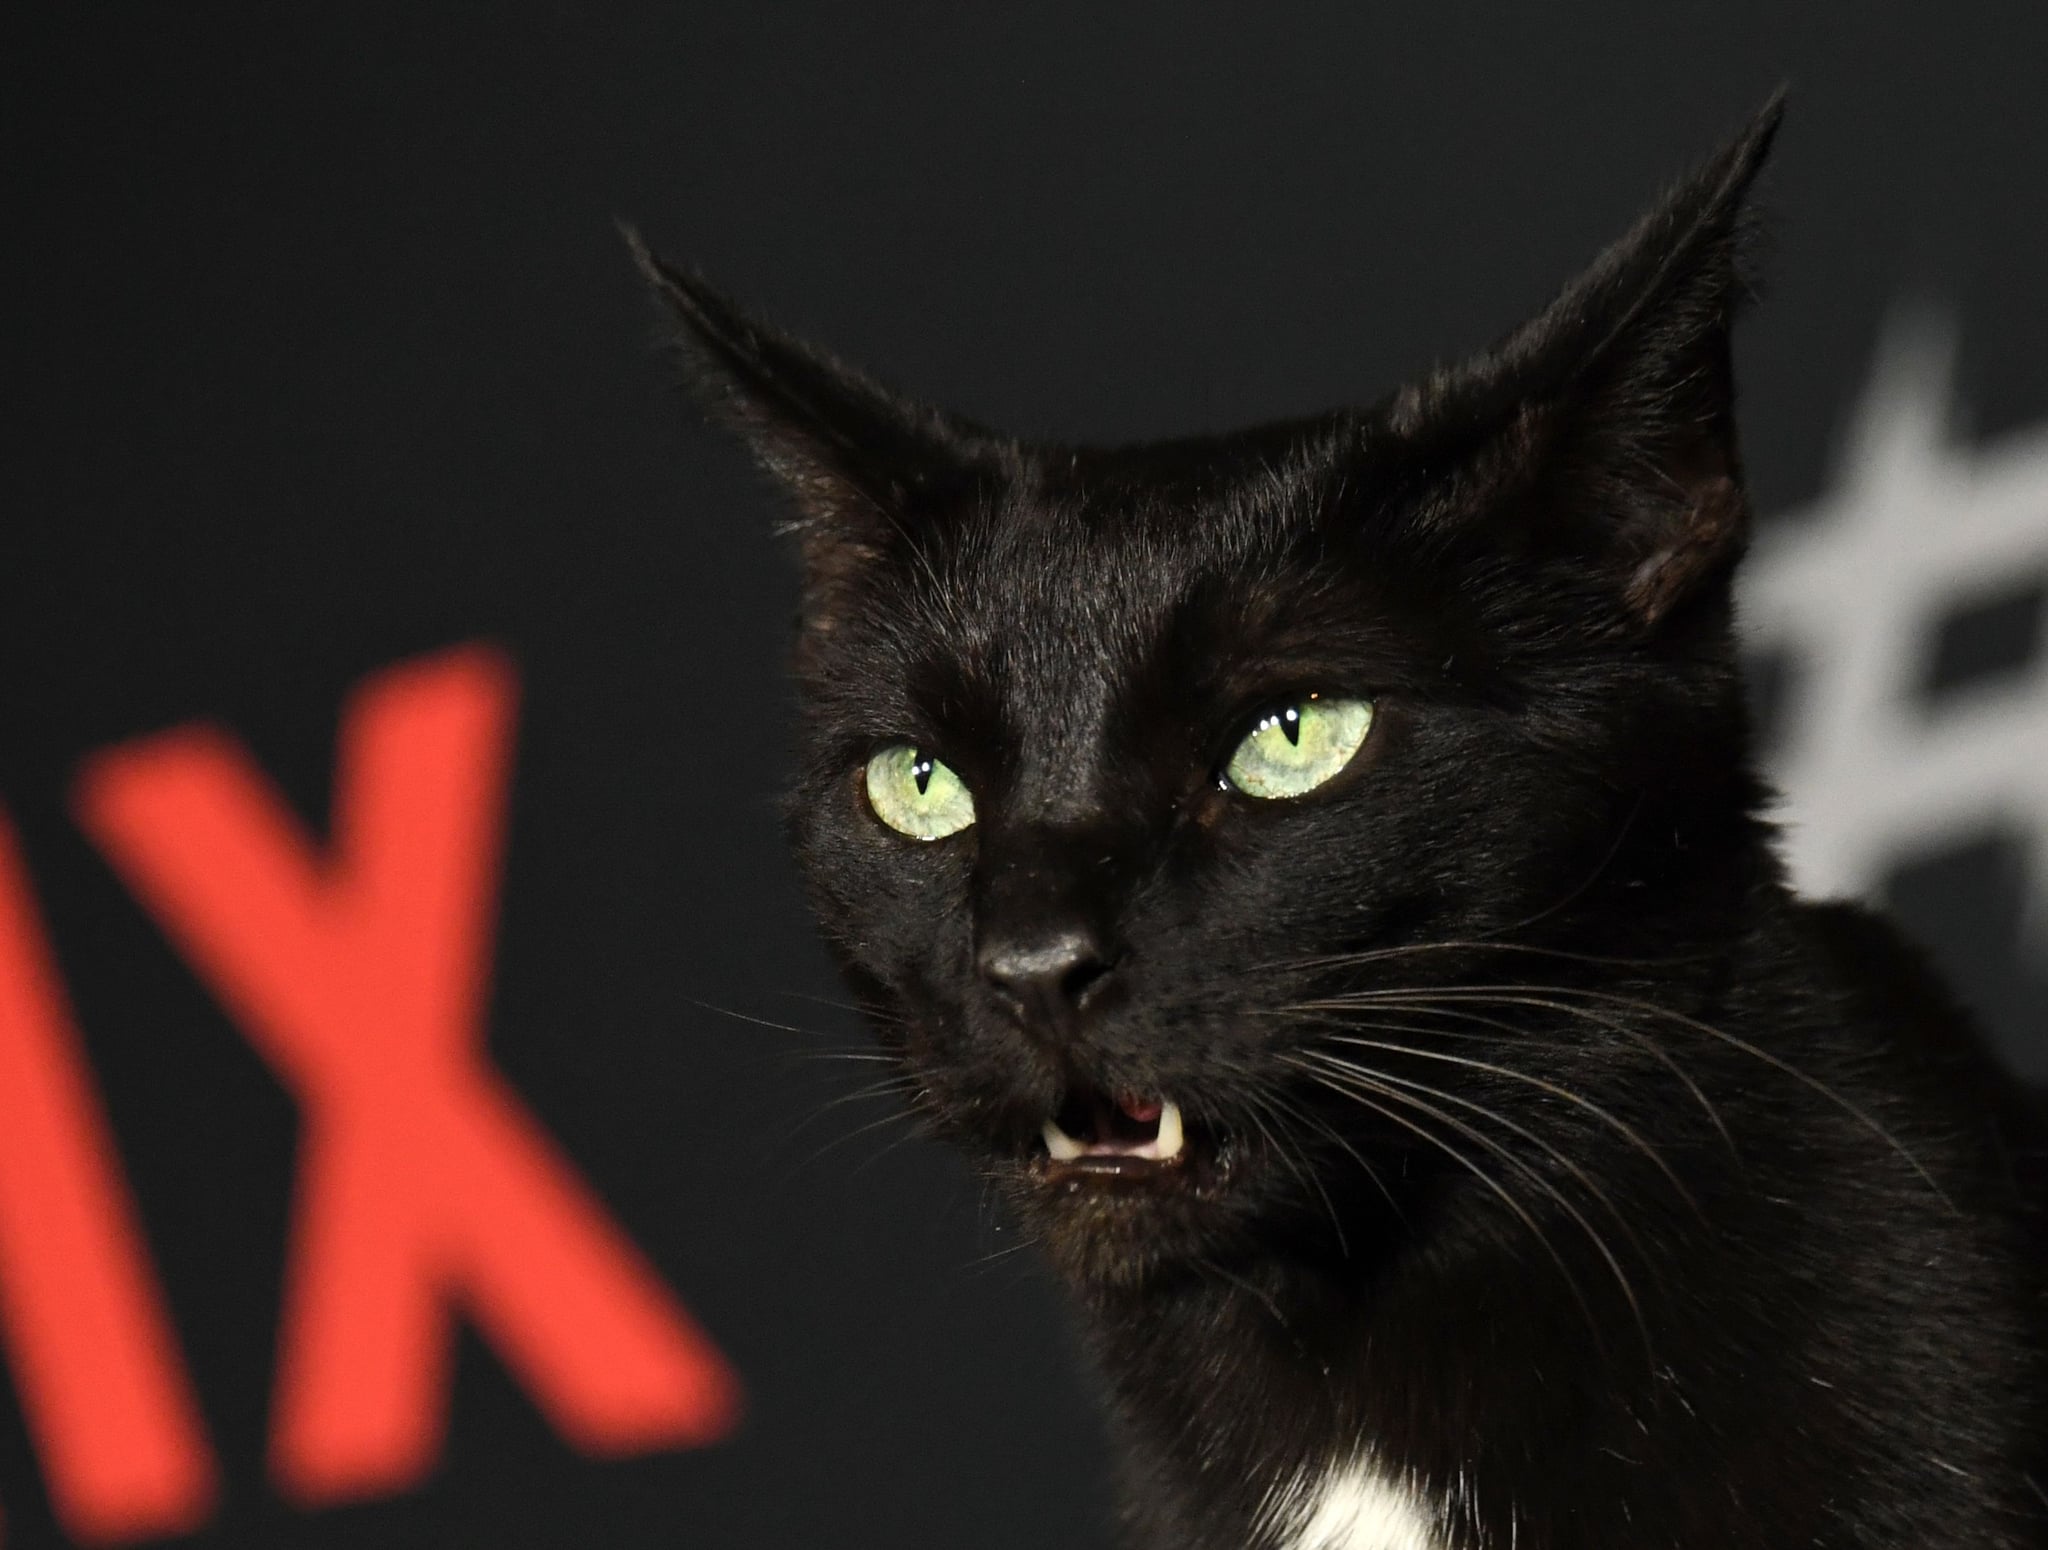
[{"left": 636, "top": 94, "right": 2048, "bottom": 1548}]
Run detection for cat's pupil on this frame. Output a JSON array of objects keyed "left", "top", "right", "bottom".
[
  {"left": 1281, "top": 708, "right": 1300, "bottom": 746},
  {"left": 911, "top": 753, "right": 933, "bottom": 795}
]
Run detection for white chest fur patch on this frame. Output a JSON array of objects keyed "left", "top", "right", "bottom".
[{"left": 1262, "top": 1458, "right": 1454, "bottom": 1550}]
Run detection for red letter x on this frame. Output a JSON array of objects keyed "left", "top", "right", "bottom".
[{"left": 76, "top": 645, "right": 738, "bottom": 1506}]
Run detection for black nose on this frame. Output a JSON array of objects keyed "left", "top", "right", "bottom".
[{"left": 976, "top": 926, "right": 1114, "bottom": 1025}]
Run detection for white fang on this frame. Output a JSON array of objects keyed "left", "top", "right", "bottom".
[{"left": 1263, "top": 1459, "right": 1453, "bottom": 1550}]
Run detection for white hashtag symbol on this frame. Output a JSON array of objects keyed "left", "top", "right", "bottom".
[{"left": 1739, "top": 313, "right": 2048, "bottom": 951}]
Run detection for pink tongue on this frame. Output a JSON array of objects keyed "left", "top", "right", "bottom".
[{"left": 1117, "top": 1095, "right": 1163, "bottom": 1124}]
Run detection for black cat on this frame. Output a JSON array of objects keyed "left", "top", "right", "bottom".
[{"left": 636, "top": 98, "right": 2046, "bottom": 1548}]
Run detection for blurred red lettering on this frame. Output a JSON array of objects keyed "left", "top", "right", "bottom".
[
  {"left": 76, "top": 645, "right": 739, "bottom": 1507},
  {"left": 0, "top": 813, "right": 217, "bottom": 1544}
]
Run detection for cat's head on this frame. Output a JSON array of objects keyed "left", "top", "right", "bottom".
[{"left": 639, "top": 102, "right": 1783, "bottom": 1295}]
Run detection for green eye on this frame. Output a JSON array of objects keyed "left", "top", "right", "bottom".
[
  {"left": 1224, "top": 695, "right": 1375, "bottom": 800},
  {"left": 864, "top": 744, "right": 976, "bottom": 840}
]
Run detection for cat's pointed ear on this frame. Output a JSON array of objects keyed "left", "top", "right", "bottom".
[
  {"left": 1434, "top": 94, "right": 1784, "bottom": 632},
  {"left": 627, "top": 230, "right": 997, "bottom": 630}
]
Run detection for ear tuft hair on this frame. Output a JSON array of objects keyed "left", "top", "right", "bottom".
[
  {"left": 1405, "top": 93, "right": 1787, "bottom": 634},
  {"left": 626, "top": 227, "right": 1004, "bottom": 639},
  {"left": 1507, "top": 89, "right": 1783, "bottom": 396}
]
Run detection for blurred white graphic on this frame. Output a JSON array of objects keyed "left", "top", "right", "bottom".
[{"left": 1739, "top": 315, "right": 2048, "bottom": 953}]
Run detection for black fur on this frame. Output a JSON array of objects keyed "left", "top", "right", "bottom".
[{"left": 636, "top": 97, "right": 2048, "bottom": 1547}]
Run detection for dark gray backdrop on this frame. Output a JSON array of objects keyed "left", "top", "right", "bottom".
[{"left": 4, "top": 5, "right": 2044, "bottom": 1547}]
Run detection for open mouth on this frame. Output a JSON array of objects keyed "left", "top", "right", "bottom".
[{"left": 1038, "top": 1090, "right": 1188, "bottom": 1177}]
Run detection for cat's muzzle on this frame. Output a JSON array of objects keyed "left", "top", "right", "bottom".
[{"left": 1037, "top": 1089, "right": 1189, "bottom": 1180}]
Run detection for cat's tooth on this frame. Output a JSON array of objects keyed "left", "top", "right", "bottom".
[
  {"left": 1147, "top": 1101, "right": 1185, "bottom": 1161},
  {"left": 1042, "top": 1119, "right": 1086, "bottom": 1162}
]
